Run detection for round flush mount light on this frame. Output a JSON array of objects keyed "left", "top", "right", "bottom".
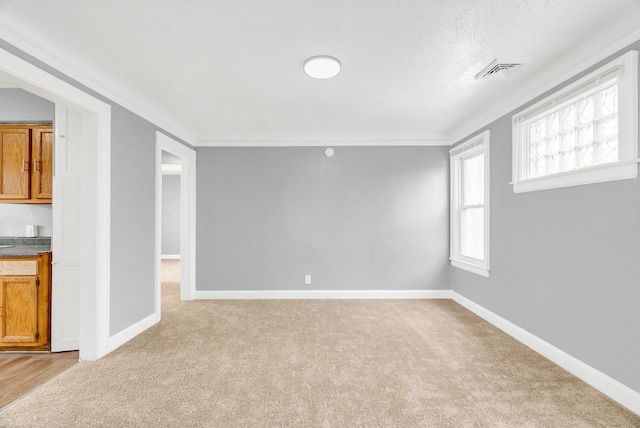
[
  {"left": 324, "top": 147, "right": 335, "bottom": 157},
  {"left": 304, "top": 56, "right": 341, "bottom": 79}
]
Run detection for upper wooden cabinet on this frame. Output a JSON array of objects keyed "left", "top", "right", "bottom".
[
  {"left": 31, "top": 128, "right": 53, "bottom": 200},
  {"left": 0, "top": 127, "right": 30, "bottom": 199},
  {"left": 0, "top": 124, "right": 53, "bottom": 204}
]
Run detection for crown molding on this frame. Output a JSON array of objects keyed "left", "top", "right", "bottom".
[
  {"left": 0, "top": 24, "right": 195, "bottom": 145},
  {"left": 195, "top": 139, "right": 451, "bottom": 147},
  {"left": 450, "top": 26, "right": 640, "bottom": 144}
]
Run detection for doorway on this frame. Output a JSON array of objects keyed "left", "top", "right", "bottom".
[
  {"left": 155, "top": 132, "right": 196, "bottom": 321},
  {"left": 0, "top": 47, "right": 111, "bottom": 360},
  {"left": 160, "top": 149, "right": 182, "bottom": 310}
]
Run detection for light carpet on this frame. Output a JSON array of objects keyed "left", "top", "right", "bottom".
[{"left": 1, "top": 260, "right": 639, "bottom": 427}]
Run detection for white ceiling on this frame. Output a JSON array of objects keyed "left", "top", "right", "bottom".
[{"left": 0, "top": 0, "right": 639, "bottom": 145}]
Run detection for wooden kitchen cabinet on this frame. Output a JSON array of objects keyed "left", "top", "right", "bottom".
[
  {"left": 0, "top": 127, "right": 30, "bottom": 200},
  {"left": 31, "top": 127, "right": 54, "bottom": 200},
  {"left": 0, "top": 124, "right": 53, "bottom": 204},
  {"left": 0, "top": 253, "right": 51, "bottom": 351}
]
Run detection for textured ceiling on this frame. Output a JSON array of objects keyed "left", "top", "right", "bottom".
[{"left": 0, "top": 0, "right": 639, "bottom": 145}]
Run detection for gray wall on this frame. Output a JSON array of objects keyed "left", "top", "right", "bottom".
[
  {"left": 450, "top": 40, "right": 640, "bottom": 392},
  {"left": 0, "top": 204, "right": 53, "bottom": 236},
  {"left": 196, "top": 146, "right": 449, "bottom": 291},
  {"left": 162, "top": 151, "right": 180, "bottom": 164},
  {"left": 0, "top": 87, "right": 53, "bottom": 121},
  {"left": 162, "top": 174, "right": 181, "bottom": 255},
  {"left": 0, "top": 38, "right": 193, "bottom": 337},
  {"left": 0, "top": 88, "right": 54, "bottom": 236},
  {"left": 108, "top": 105, "right": 158, "bottom": 333}
]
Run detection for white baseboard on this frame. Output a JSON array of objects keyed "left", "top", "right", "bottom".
[
  {"left": 107, "top": 313, "right": 158, "bottom": 353},
  {"left": 193, "top": 289, "right": 453, "bottom": 300},
  {"left": 451, "top": 292, "right": 640, "bottom": 416},
  {"left": 161, "top": 254, "right": 181, "bottom": 260}
]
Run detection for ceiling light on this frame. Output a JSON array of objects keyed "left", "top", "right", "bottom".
[{"left": 304, "top": 56, "right": 341, "bottom": 79}]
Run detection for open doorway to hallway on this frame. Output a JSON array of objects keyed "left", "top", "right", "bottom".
[
  {"left": 155, "top": 131, "right": 196, "bottom": 321},
  {"left": 160, "top": 150, "right": 182, "bottom": 310}
]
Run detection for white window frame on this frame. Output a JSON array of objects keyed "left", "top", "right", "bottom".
[
  {"left": 512, "top": 50, "right": 638, "bottom": 193},
  {"left": 450, "top": 130, "right": 490, "bottom": 277}
]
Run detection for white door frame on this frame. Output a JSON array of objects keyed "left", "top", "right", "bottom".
[
  {"left": 0, "top": 47, "right": 111, "bottom": 360},
  {"left": 155, "top": 132, "right": 196, "bottom": 318}
]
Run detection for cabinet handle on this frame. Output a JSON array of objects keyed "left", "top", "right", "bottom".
[
  {"left": 21, "top": 159, "right": 28, "bottom": 173},
  {"left": 33, "top": 158, "right": 41, "bottom": 172}
]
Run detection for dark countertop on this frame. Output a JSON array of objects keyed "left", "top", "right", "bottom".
[{"left": 0, "top": 237, "right": 51, "bottom": 259}]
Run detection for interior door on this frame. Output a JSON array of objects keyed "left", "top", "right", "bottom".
[{"left": 51, "top": 105, "right": 82, "bottom": 352}]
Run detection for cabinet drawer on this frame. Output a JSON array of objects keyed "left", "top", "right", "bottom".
[{"left": 0, "top": 260, "right": 38, "bottom": 276}]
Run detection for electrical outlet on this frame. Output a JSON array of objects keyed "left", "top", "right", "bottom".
[{"left": 305, "top": 274, "right": 311, "bottom": 285}]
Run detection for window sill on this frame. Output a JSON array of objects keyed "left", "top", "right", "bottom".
[
  {"left": 451, "top": 259, "right": 490, "bottom": 278},
  {"left": 513, "top": 160, "right": 638, "bottom": 193}
]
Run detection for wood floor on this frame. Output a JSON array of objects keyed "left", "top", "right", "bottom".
[{"left": 0, "top": 351, "right": 79, "bottom": 409}]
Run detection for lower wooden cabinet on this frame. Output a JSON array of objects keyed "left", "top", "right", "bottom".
[{"left": 0, "top": 253, "right": 51, "bottom": 351}]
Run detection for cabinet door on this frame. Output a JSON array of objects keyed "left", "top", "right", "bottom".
[
  {"left": 0, "top": 127, "right": 31, "bottom": 200},
  {"left": 0, "top": 277, "right": 39, "bottom": 344},
  {"left": 31, "top": 127, "right": 54, "bottom": 200}
]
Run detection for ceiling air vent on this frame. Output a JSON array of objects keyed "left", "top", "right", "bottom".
[{"left": 475, "top": 59, "right": 524, "bottom": 80}]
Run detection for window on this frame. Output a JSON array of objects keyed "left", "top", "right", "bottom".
[
  {"left": 512, "top": 50, "right": 638, "bottom": 193},
  {"left": 450, "top": 130, "right": 490, "bottom": 277}
]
